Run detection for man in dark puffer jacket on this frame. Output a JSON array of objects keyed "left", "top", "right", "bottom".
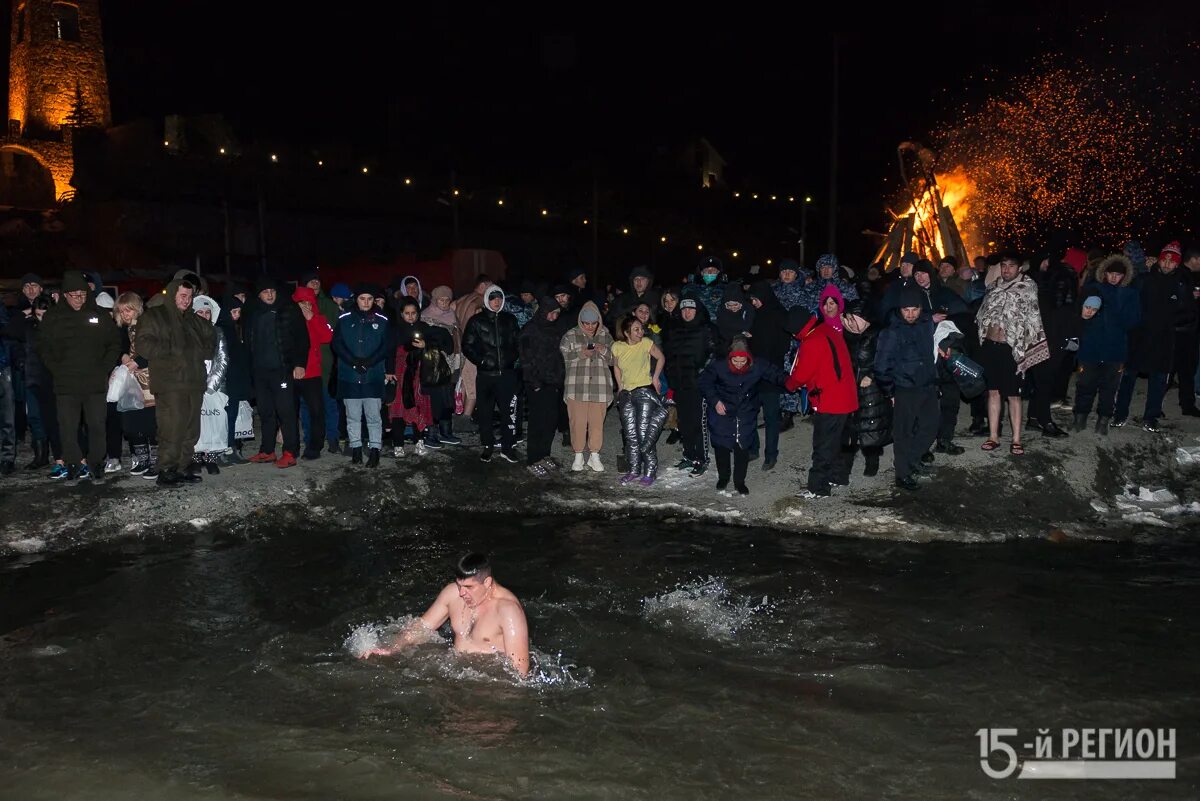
[
  {"left": 518, "top": 296, "right": 566, "bottom": 473},
  {"left": 663, "top": 297, "right": 716, "bottom": 475},
  {"left": 463, "top": 285, "right": 521, "bottom": 462},
  {"left": 242, "top": 276, "right": 310, "bottom": 467}
]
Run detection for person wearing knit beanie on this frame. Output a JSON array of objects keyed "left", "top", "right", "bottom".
[{"left": 1159, "top": 241, "right": 1183, "bottom": 264}]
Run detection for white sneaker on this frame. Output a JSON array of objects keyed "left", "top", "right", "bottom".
[
  {"left": 571, "top": 453, "right": 586, "bottom": 471},
  {"left": 415, "top": 441, "right": 428, "bottom": 456},
  {"left": 393, "top": 446, "right": 404, "bottom": 458},
  {"left": 587, "top": 453, "right": 604, "bottom": 472},
  {"left": 103, "top": 457, "right": 123, "bottom": 473}
]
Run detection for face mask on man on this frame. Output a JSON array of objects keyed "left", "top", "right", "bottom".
[{"left": 702, "top": 272, "right": 718, "bottom": 285}]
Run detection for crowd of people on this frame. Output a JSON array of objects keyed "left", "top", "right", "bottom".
[{"left": 1, "top": 237, "right": 1196, "bottom": 497}]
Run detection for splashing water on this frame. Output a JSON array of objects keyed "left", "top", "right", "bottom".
[
  {"left": 343, "top": 617, "right": 592, "bottom": 690},
  {"left": 641, "top": 577, "right": 772, "bottom": 641}
]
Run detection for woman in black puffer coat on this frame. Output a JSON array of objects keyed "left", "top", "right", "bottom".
[{"left": 837, "top": 300, "right": 891, "bottom": 481}]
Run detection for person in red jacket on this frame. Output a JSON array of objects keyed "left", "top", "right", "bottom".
[
  {"left": 291, "top": 286, "right": 334, "bottom": 460},
  {"left": 784, "top": 310, "right": 859, "bottom": 497}
]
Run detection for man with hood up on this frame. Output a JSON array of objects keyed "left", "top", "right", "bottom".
[
  {"left": 35, "top": 271, "right": 122, "bottom": 482},
  {"left": 798, "top": 254, "right": 859, "bottom": 313},
  {"left": 518, "top": 295, "right": 566, "bottom": 475},
  {"left": 243, "top": 276, "right": 310, "bottom": 468},
  {"left": 663, "top": 297, "right": 716, "bottom": 476},
  {"left": 746, "top": 281, "right": 793, "bottom": 470},
  {"left": 136, "top": 278, "right": 215, "bottom": 487},
  {"left": 462, "top": 285, "right": 522, "bottom": 463},
  {"left": 715, "top": 284, "right": 756, "bottom": 355},
  {"left": 608, "top": 265, "right": 661, "bottom": 329}
]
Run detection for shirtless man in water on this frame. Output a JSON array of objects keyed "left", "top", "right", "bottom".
[{"left": 360, "top": 553, "right": 530, "bottom": 677}]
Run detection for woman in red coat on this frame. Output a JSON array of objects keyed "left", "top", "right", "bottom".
[
  {"left": 291, "top": 286, "right": 334, "bottom": 461},
  {"left": 785, "top": 295, "right": 859, "bottom": 497}
]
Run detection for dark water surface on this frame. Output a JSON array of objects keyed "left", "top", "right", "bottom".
[{"left": 1, "top": 515, "right": 1198, "bottom": 800}]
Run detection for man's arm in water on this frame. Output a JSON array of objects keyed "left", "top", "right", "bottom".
[
  {"left": 500, "top": 600, "right": 530, "bottom": 678},
  {"left": 361, "top": 584, "right": 455, "bottom": 658}
]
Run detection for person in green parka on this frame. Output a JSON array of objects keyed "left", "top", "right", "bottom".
[{"left": 135, "top": 278, "right": 215, "bottom": 487}]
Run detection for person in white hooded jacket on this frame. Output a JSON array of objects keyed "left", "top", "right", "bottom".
[{"left": 191, "top": 295, "right": 229, "bottom": 475}]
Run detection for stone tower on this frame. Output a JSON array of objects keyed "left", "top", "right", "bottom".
[
  {"left": 9, "top": 0, "right": 111, "bottom": 138},
  {"left": 2, "top": 0, "right": 110, "bottom": 203}
]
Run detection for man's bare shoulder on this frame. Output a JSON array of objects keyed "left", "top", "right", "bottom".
[{"left": 494, "top": 596, "right": 526, "bottom": 620}]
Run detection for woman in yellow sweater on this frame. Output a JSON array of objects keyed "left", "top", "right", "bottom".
[{"left": 612, "top": 317, "right": 667, "bottom": 485}]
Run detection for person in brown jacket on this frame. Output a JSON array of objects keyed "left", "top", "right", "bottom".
[{"left": 135, "top": 278, "right": 215, "bottom": 487}]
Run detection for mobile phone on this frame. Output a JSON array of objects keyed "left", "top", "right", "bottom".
[{"left": 587, "top": 343, "right": 596, "bottom": 350}]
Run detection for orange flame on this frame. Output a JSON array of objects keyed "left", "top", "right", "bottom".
[{"left": 900, "top": 166, "right": 982, "bottom": 260}]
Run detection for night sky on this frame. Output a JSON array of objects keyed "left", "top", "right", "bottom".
[{"left": 4, "top": 1, "right": 1198, "bottom": 262}]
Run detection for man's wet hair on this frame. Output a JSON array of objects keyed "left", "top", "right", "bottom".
[{"left": 455, "top": 552, "right": 492, "bottom": 580}]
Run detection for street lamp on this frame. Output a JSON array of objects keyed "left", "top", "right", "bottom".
[{"left": 800, "top": 196, "right": 814, "bottom": 269}]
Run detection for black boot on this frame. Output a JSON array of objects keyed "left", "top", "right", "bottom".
[
  {"left": 864, "top": 452, "right": 880, "bottom": 477},
  {"left": 351, "top": 447, "right": 363, "bottom": 465},
  {"left": 1095, "top": 416, "right": 1110, "bottom": 436},
  {"left": 1040, "top": 419, "right": 1069, "bottom": 438},
  {"left": 779, "top": 411, "right": 795, "bottom": 432},
  {"left": 142, "top": 446, "right": 160, "bottom": 480},
  {"left": 1072, "top": 413, "right": 1088, "bottom": 433},
  {"left": 366, "top": 448, "right": 380, "bottom": 468},
  {"left": 156, "top": 469, "right": 184, "bottom": 488},
  {"left": 968, "top": 417, "right": 988, "bottom": 436},
  {"left": 24, "top": 439, "right": 49, "bottom": 470},
  {"left": 129, "top": 442, "right": 150, "bottom": 475},
  {"left": 665, "top": 429, "right": 681, "bottom": 445}
]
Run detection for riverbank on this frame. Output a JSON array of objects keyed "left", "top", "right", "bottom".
[{"left": 5, "top": 386, "right": 1200, "bottom": 555}]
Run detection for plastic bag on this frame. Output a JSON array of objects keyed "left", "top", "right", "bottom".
[
  {"left": 106, "top": 365, "right": 125, "bottom": 403},
  {"left": 454, "top": 375, "right": 465, "bottom": 416},
  {"left": 111, "top": 366, "right": 146, "bottom": 412},
  {"left": 195, "top": 390, "right": 228, "bottom": 453},
  {"left": 235, "top": 400, "right": 255, "bottom": 441}
]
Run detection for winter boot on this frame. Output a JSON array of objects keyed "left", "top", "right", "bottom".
[
  {"left": 864, "top": 452, "right": 880, "bottom": 477},
  {"left": 24, "top": 439, "right": 49, "bottom": 470},
  {"left": 1095, "top": 417, "right": 1110, "bottom": 436},
  {"left": 129, "top": 442, "right": 151, "bottom": 475},
  {"left": 366, "top": 448, "right": 380, "bottom": 468},
  {"left": 327, "top": 436, "right": 341, "bottom": 455},
  {"left": 1072, "top": 413, "right": 1088, "bottom": 433},
  {"left": 142, "top": 446, "right": 160, "bottom": 480},
  {"left": 351, "top": 446, "right": 363, "bottom": 465},
  {"left": 779, "top": 411, "right": 795, "bottom": 432}
]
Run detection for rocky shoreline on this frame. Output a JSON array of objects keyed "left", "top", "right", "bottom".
[{"left": 4, "top": 387, "right": 1200, "bottom": 556}]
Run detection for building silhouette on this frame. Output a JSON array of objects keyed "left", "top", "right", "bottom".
[{"left": 2, "top": 0, "right": 110, "bottom": 206}]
